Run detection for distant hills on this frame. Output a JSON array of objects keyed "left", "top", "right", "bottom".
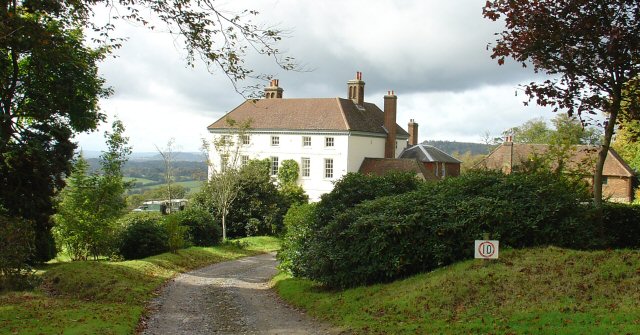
[
  {"left": 80, "top": 151, "right": 205, "bottom": 162},
  {"left": 422, "top": 140, "right": 493, "bottom": 156}
]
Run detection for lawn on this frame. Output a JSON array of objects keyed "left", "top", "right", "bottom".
[
  {"left": 0, "top": 237, "right": 280, "bottom": 335},
  {"left": 274, "top": 247, "right": 640, "bottom": 334}
]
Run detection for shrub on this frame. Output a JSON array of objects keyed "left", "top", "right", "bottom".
[
  {"left": 277, "top": 203, "right": 317, "bottom": 276},
  {"left": 117, "top": 212, "right": 168, "bottom": 260},
  {"left": 289, "top": 170, "right": 595, "bottom": 288},
  {"left": 164, "top": 215, "right": 188, "bottom": 253},
  {"left": 0, "top": 214, "right": 37, "bottom": 290},
  {"left": 170, "top": 208, "right": 221, "bottom": 246},
  {"left": 600, "top": 202, "right": 640, "bottom": 248},
  {"left": 315, "top": 172, "right": 422, "bottom": 225}
]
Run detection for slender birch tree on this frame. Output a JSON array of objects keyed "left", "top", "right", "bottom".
[{"left": 203, "top": 118, "right": 252, "bottom": 240}]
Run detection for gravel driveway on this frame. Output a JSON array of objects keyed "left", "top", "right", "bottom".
[{"left": 141, "top": 253, "right": 343, "bottom": 335}]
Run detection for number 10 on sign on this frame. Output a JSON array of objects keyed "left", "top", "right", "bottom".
[{"left": 475, "top": 240, "right": 499, "bottom": 259}]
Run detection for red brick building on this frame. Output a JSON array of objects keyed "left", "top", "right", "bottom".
[{"left": 477, "top": 141, "right": 635, "bottom": 203}]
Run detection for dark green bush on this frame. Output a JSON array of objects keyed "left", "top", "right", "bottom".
[
  {"left": 170, "top": 208, "right": 221, "bottom": 246},
  {"left": 0, "top": 214, "right": 37, "bottom": 290},
  {"left": 287, "top": 170, "right": 596, "bottom": 288},
  {"left": 600, "top": 203, "right": 640, "bottom": 248},
  {"left": 315, "top": 172, "right": 422, "bottom": 225},
  {"left": 118, "top": 212, "right": 168, "bottom": 260}
]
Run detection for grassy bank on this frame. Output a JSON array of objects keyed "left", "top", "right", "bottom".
[
  {"left": 0, "top": 236, "right": 280, "bottom": 335},
  {"left": 275, "top": 247, "right": 640, "bottom": 334}
]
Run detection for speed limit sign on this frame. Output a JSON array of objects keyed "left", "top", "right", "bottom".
[{"left": 475, "top": 240, "right": 499, "bottom": 259}]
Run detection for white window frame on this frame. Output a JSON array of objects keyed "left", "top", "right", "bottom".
[
  {"left": 324, "top": 158, "right": 333, "bottom": 179},
  {"left": 325, "top": 137, "right": 334, "bottom": 147},
  {"left": 241, "top": 155, "right": 250, "bottom": 166},
  {"left": 242, "top": 135, "right": 250, "bottom": 145},
  {"left": 270, "top": 156, "right": 279, "bottom": 176},
  {"left": 301, "top": 157, "right": 310, "bottom": 177},
  {"left": 271, "top": 136, "right": 280, "bottom": 146},
  {"left": 302, "top": 136, "right": 311, "bottom": 147}
]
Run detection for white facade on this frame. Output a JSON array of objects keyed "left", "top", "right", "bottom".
[{"left": 208, "top": 130, "right": 408, "bottom": 201}]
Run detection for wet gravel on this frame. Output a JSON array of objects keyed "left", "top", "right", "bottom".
[{"left": 141, "top": 253, "right": 343, "bottom": 335}]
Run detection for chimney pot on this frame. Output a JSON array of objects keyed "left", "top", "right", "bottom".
[{"left": 347, "top": 71, "right": 365, "bottom": 105}]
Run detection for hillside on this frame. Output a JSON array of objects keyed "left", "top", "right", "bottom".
[
  {"left": 423, "top": 140, "right": 493, "bottom": 155},
  {"left": 275, "top": 247, "right": 640, "bottom": 334}
]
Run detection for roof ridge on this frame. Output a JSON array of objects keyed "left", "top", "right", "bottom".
[
  {"left": 336, "top": 97, "right": 351, "bottom": 130},
  {"left": 418, "top": 144, "right": 434, "bottom": 161}
]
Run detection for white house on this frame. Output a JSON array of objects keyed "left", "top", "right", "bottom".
[{"left": 207, "top": 72, "right": 411, "bottom": 201}]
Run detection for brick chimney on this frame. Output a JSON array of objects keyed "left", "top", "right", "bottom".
[
  {"left": 384, "top": 90, "right": 397, "bottom": 158},
  {"left": 408, "top": 119, "right": 418, "bottom": 146},
  {"left": 264, "top": 79, "right": 283, "bottom": 99},
  {"left": 347, "top": 71, "right": 365, "bottom": 105}
]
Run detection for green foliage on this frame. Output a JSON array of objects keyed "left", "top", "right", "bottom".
[
  {"left": 278, "top": 159, "right": 300, "bottom": 185},
  {"left": 169, "top": 208, "right": 221, "bottom": 246},
  {"left": 599, "top": 203, "right": 640, "bottom": 248},
  {"left": 164, "top": 215, "right": 188, "bottom": 253},
  {"left": 117, "top": 213, "right": 168, "bottom": 260},
  {"left": 0, "top": 214, "right": 36, "bottom": 290},
  {"left": 505, "top": 115, "right": 602, "bottom": 145},
  {"left": 0, "top": 11, "right": 108, "bottom": 262},
  {"left": 315, "top": 172, "right": 422, "bottom": 225},
  {"left": 612, "top": 119, "right": 640, "bottom": 172},
  {"left": 53, "top": 120, "right": 131, "bottom": 260},
  {"left": 278, "top": 183, "right": 309, "bottom": 209},
  {"left": 284, "top": 170, "right": 597, "bottom": 288},
  {"left": 194, "top": 158, "right": 289, "bottom": 238},
  {"left": 278, "top": 203, "right": 317, "bottom": 276}
]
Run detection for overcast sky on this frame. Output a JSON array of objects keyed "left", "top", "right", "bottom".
[{"left": 76, "top": 0, "right": 555, "bottom": 153}]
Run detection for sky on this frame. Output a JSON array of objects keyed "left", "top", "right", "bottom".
[{"left": 76, "top": 0, "right": 556, "bottom": 153}]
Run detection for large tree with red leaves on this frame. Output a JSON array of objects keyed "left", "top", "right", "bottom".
[{"left": 483, "top": 0, "right": 640, "bottom": 207}]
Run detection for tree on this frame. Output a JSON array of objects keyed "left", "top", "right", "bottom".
[
  {"left": 202, "top": 118, "right": 251, "bottom": 240},
  {"left": 1, "top": 0, "right": 294, "bottom": 261},
  {"left": 612, "top": 119, "right": 640, "bottom": 172},
  {"left": 0, "top": 5, "right": 109, "bottom": 261},
  {"left": 277, "top": 159, "right": 309, "bottom": 209},
  {"left": 155, "top": 138, "right": 178, "bottom": 213},
  {"left": 484, "top": 0, "right": 640, "bottom": 207},
  {"left": 503, "top": 117, "right": 552, "bottom": 144},
  {"left": 53, "top": 120, "right": 131, "bottom": 260}
]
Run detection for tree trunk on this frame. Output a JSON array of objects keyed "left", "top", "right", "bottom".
[
  {"left": 594, "top": 97, "right": 621, "bottom": 208},
  {"left": 221, "top": 208, "right": 227, "bottom": 241}
]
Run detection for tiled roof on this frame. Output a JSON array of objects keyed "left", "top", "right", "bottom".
[
  {"left": 358, "top": 158, "right": 438, "bottom": 180},
  {"left": 207, "top": 98, "right": 409, "bottom": 137},
  {"left": 399, "top": 144, "right": 462, "bottom": 163},
  {"left": 477, "top": 143, "right": 634, "bottom": 177}
]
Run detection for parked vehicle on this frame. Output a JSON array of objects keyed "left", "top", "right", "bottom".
[{"left": 133, "top": 199, "right": 188, "bottom": 214}]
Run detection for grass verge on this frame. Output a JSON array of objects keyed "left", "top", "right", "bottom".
[
  {"left": 274, "top": 247, "right": 640, "bottom": 334},
  {"left": 0, "top": 236, "right": 280, "bottom": 335}
]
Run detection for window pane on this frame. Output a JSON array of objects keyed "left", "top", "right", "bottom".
[
  {"left": 303, "top": 136, "right": 311, "bottom": 147},
  {"left": 301, "top": 157, "right": 310, "bottom": 177},
  {"left": 271, "top": 136, "right": 279, "bottom": 146},
  {"left": 271, "top": 157, "right": 279, "bottom": 175},
  {"left": 325, "top": 137, "right": 334, "bottom": 147},
  {"left": 324, "top": 158, "right": 333, "bottom": 178}
]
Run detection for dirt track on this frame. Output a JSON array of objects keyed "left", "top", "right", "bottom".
[{"left": 141, "top": 253, "right": 342, "bottom": 335}]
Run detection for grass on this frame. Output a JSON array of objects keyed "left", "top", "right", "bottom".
[
  {"left": 123, "top": 177, "right": 157, "bottom": 185},
  {"left": 128, "top": 179, "right": 204, "bottom": 196},
  {"left": 0, "top": 236, "right": 280, "bottom": 335},
  {"left": 274, "top": 247, "right": 640, "bottom": 334}
]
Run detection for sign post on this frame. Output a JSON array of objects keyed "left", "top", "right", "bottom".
[{"left": 475, "top": 240, "right": 499, "bottom": 259}]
